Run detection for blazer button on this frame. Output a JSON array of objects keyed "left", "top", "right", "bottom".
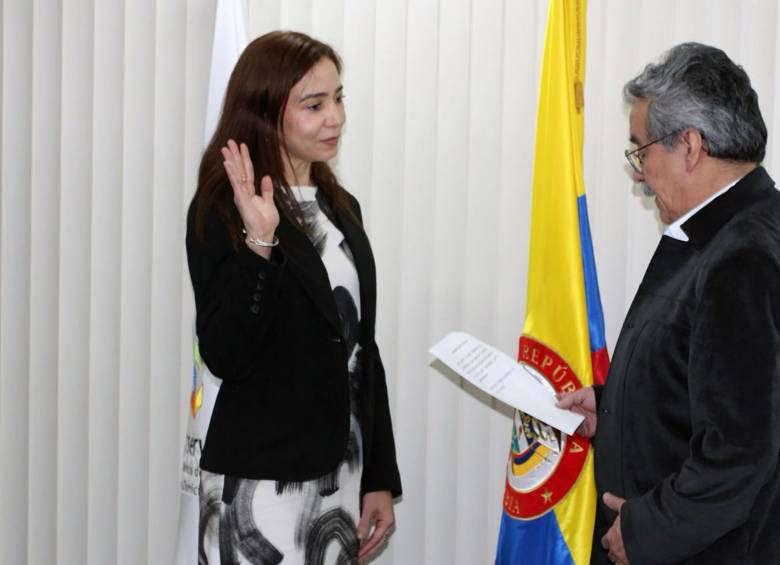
[
  {"left": 600, "top": 407, "right": 610, "bottom": 414},
  {"left": 257, "top": 271, "right": 266, "bottom": 281},
  {"left": 252, "top": 293, "right": 261, "bottom": 302},
  {"left": 250, "top": 304, "right": 260, "bottom": 315},
  {"left": 256, "top": 282, "right": 263, "bottom": 291}
]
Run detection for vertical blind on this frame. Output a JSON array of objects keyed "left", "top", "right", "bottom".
[{"left": 2, "top": 1, "right": 779, "bottom": 563}]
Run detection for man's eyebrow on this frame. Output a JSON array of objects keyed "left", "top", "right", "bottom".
[{"left": 298, "top": 85, "right": 343, "bottom": 103}]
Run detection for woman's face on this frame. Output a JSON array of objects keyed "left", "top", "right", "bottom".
[{"left": 282, "top": 57, "right": 345, "bottom": 184}]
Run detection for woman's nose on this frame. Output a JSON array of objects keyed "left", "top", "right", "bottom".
[{"left": 325, "top": 103, "right": 345, "bottom": 127}]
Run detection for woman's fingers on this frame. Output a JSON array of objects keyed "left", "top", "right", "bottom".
[
  {"left": 220, "top": 154, "right": 239, "bottom": 191},
  {"left": 259, "top": 175, "right": 273, "bottom": 202},
  {"left": 220, "top": 142, "right": 279, "bottom": 240},
  {"left": 226, "top": 138, "right": 240, "bottom": 158},
  {"left": 221, "top": 158, "right": 246, "bottom": 208},
  {"left": 222, "top": 140, "right": 252, "bottom": 197},
  {"left": 239, "top": 143, "right": 255, "bottom": 193}
]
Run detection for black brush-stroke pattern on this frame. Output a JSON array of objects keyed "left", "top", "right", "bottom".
[
  {"left": 222, "top": 479, "right": 283, "bottom": 565},
  {"left": 334, "top": 286, "right": 363, "bottom": 426},
  {"left": 199, "top": 474, "right": 284, "bottom": 565},
  {"left": 299, "top": 200, "right": 327, "bottom": 255},
  {"left": 333, "top": 286, "right": 358, "bottom": 356},
  {"left": 304, "top": 507, "right": 359, "bottom": 565},
  {"left": 294, "top": 483, "right": 323, "bottom": 549},
  {"left": 199, "top": 475, "right": 224, "bottom": 565}
]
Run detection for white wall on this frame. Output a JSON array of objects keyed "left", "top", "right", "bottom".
[{"left": 2, "top": 1, "right": 779, "bottom": 563}]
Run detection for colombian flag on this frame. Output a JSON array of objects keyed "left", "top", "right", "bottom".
[{"left": 495, "top": 0, "right": 608, "bottom": 563}]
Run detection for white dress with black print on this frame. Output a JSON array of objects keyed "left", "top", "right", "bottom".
[{"left": 199, "top": 186, "right": 364, "bottom": 565}]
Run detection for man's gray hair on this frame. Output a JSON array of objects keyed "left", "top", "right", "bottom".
[{"left": 624, "top": 42, "right": 767, "bottom": 163}]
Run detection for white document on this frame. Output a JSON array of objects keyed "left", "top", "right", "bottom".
[{"left": 429, "top": 331, "right": 584, "bottom": 436}]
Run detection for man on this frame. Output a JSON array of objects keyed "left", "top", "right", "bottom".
[{"left": 558, "top": 43, "right": 780, "bottom": 564}]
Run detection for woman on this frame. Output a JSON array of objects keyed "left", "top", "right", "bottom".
[{"left": 186, "top": 31, "right": 401, "bottom": 564}]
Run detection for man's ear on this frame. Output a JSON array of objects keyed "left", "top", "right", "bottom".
[{"left": 682, "top": 127, "right": 706, "bottom": 170}]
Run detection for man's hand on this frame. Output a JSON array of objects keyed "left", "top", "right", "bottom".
[
  {"left": 356, "top": 490, "right": 395, "bottom": 562},
  {"left": 555, "top": 386, "right": 597, "bottom": 437},
  {"left": 601, "top": 492, "right": 629, "bottom": 564}
]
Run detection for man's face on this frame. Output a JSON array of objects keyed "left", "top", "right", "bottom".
[{"left": 628, "top": 100, "right": 688, "bottom": 224}]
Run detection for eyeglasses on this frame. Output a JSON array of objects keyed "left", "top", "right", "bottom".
[{"left": 624, "top": 131, "right": 679, "bottom": 174}]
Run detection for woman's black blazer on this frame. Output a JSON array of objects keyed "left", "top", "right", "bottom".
[{"left": 186, "top": 192, "right": 402, "bottom": 498}]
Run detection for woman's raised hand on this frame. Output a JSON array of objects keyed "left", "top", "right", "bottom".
[{"left": 221, "top": 139, "right": 280, "bottom": 254}]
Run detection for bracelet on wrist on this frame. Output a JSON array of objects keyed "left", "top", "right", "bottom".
[{"left": 242, "top": 228, "right": 279, "bottom": 248}]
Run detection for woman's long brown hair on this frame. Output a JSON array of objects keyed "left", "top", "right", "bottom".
[{"left": 193, "top": 31, "right": 356, "bottom": 245}]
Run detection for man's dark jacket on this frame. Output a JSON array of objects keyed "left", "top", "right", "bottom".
[
  {"left": 186, "top": 192, "right": 402, "bottom": 498},
  {"left": 592, "top": 167, "right": 780, "bottom": 564}
]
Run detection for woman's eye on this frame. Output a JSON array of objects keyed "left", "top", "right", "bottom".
[
  {"left": 336, "top": 94, "right": 345, "bottom": 104},
  {"left": 307, "top": 103, "right": 321, "bottom": 111}
]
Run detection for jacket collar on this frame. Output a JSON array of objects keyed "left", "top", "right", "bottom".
[
  {"left": 681, "top": 166, "right": 775, "bottom": 249},
  {"left": 276, "top": 210, "right": 342, "bottom": 335},
  {"left": 275, "top": 197, "right": 373, "bottom": 338},
  {"left": 328, "top": 202, "right": 376, "bottom": 337}
]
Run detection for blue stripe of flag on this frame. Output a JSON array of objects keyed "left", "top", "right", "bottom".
[
  {"left": 576, "top": 195, "right": 606, "bottom": 352},
  {"left": 496, "top": 511, "right": 575, "bottom": 565}
]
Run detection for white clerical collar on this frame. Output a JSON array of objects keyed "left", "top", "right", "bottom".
[{"left": 664, "top": 177, "right": 742, "bottom": 241}]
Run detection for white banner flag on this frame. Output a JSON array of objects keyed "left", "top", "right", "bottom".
[
  {"left": 174, "top": 1, "right": 247, "bottom": 563},
  {"left": 203, "top": 0, "right": 248, "bottom": 146}
]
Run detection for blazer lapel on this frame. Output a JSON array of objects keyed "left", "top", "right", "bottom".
[
  {"left": 276, "top": 214, "right": 343, "bottom": 336},
  {"left": 330, "top": 201, "right": 377, "bottom": 339}
]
